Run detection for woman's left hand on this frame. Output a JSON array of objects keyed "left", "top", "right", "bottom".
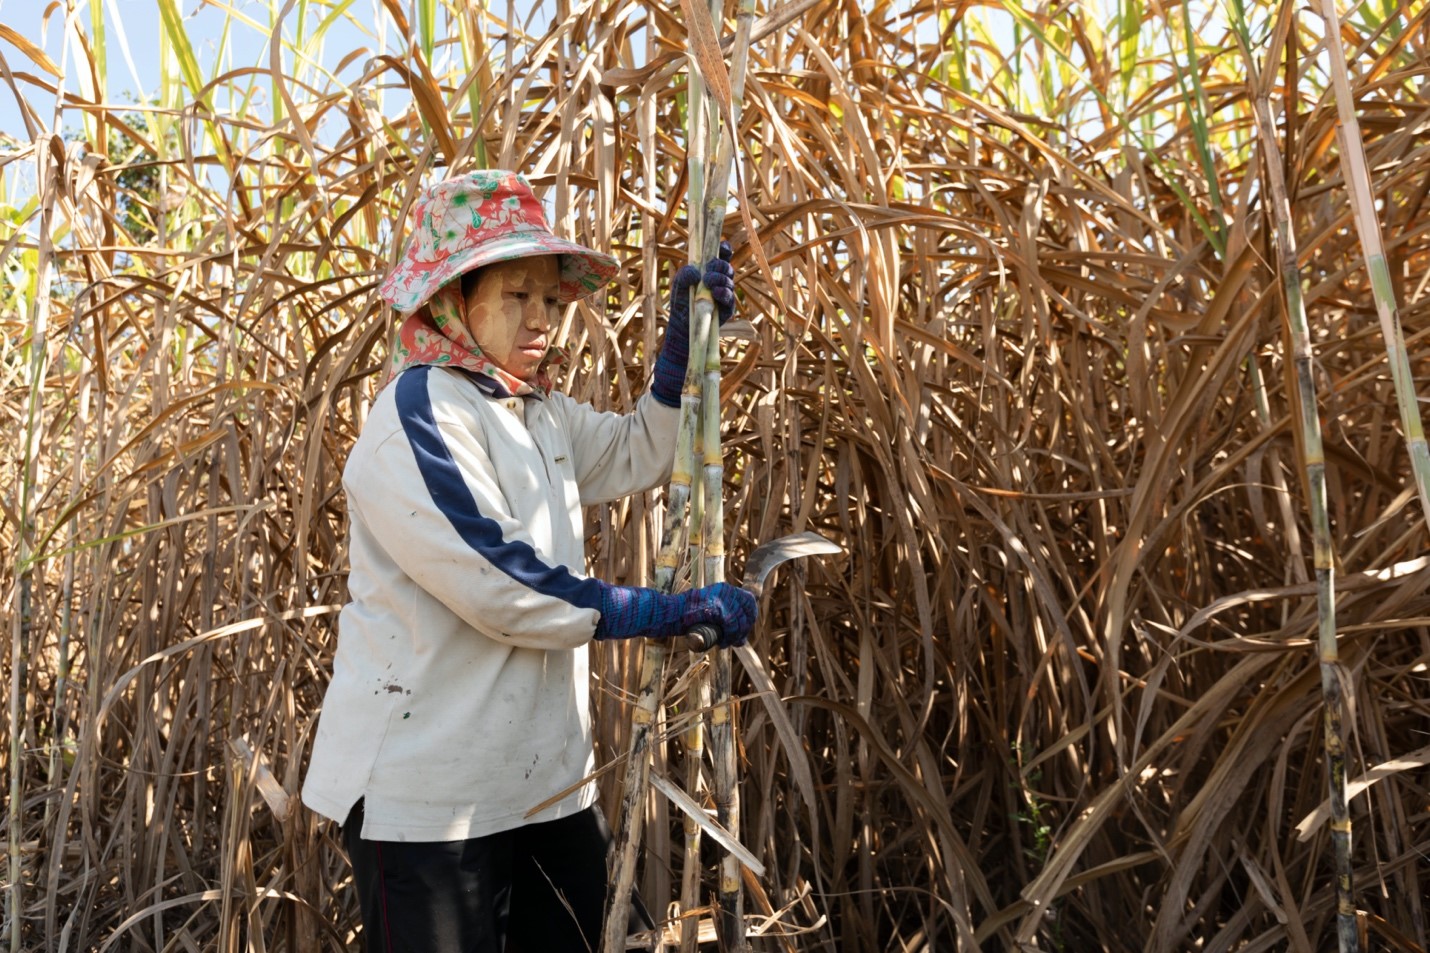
[
  {"left": 668, "top": 241, "right": 736, "bottom": 326},
  {"left": 651, "top": 241, "right": 739, "bottom": 406}
]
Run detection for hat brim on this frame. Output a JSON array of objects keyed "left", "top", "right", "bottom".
[{"left": 379, "top": 234, "right": 619, "bottom": 315}]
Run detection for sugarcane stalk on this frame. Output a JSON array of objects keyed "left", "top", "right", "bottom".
[
  {"left": 606, "top": 0, "right": 758, "bottom": 946},
  {"left": 1248, "top": 57, "right": 1357, "bottom": 953},
  {"left": 678, "top": 419, "right": 708, "bottom": 953},
  {"left": 604, "top": 23, "right": 720, "bottom": 953},
  {"left": 9, "top": 136, "right": 59, "bottom": 953},
  {"left": 676, "top": 44, "right": 716, "bottom": 950},
  {"left": 697, "top": 289, "right": 745, "bottom": 950},
  {"left": 603, "top": 243, "right": 710, "bottom": 949},
  {"left": 602, "top": 391, "right": 701, "bottom": 953},
  {"left": 678, "top": 665, "right": 710, "bottom": 953},
  {"left": 692, "top": 0, "right": 756, "bottom": 945},
  {"left": 1314, "top": 0, "right": 1430, "bottom": 535}
]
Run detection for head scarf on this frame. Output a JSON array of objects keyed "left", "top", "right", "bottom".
[{"left": 384, "top": 280, "right": 568, "bottom": 397}]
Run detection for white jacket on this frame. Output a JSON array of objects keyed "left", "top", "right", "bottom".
[{"left": 302, "top": 365, "right": 678, "bottom": 841}]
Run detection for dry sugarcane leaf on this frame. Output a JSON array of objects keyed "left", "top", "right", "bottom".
[
  {"left": 648, "top": 769, "right": 764, "bottom": 876},
  {"left": 1295, "top": 743, "right": 1430, "bottom": 841},
  {"left": 12, "top": 4, "right": 1430, "bottom": 950},
  {"left": 0, "top": 23, "right": 62, "bottom": 76}
]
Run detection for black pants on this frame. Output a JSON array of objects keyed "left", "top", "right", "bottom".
[{"left": 341, "top": 800, "right": 650, "bottom": 953}]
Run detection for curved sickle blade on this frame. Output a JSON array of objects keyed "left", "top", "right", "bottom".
[
  {"left": 685, "top": 532, "right": 842, "bottom": 652},
  {"left": 742, "top": 531, "right": 843, "bottom": 598}
]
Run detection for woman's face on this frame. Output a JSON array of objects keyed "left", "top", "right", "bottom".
[{"left": 462, "top": 255, "right": 561, "bottom": 381}]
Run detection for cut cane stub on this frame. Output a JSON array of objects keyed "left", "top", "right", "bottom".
[{"left": 627, "top": 917, "right": 719, "bottom": 950}]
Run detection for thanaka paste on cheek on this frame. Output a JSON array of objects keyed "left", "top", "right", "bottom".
[{"left": 462, "top": 257, "right": 560, "bottom": 382}]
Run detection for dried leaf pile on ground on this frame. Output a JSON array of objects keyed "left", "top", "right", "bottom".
[{"left": 2, "top": 1, "right": 1428, "bottom": 950}]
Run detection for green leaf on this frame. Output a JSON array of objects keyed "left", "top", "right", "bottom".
[{"left": 156, "top": 0, "right": 205, "bottom": 108}]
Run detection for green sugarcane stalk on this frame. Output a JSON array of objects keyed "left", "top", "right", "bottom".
[
  {"left": 10, "top": 138, "right": 59, "bottom": 953},
  {"left": 678, "top": 415, "right": 708, "bottom": 950},
  {"left": 1315, "top": 0, "right": 1430, "bottom": 531},
  {"left": 677, "top": 38, "right": 717, "bottom": 952},
  {"left": 678, "top": 665, "right": 710, "bottom": 953},
  {"left": 676, "top": 42, "right": 713, "bottom": 949},
  {"left": 606, "top": 0, "right": 757, "bottom": 946},
  {"left": 692, "top": 0, "right": 756, "bottom": 944},
  {"left": 603, "top": 237, "right": 711, "bottom": 951},
  {"left": 677, "top": 151, "right": 727, "bottom": 953},
  {"left": 602, "top": 387, "right": 702, "bottom": 953},
  {"left": 696, "top": 293, "right": 740, "bottom": 947},
  {"left": 1249, "top": 62, "right": 1357, "bottom": 953},
  {"left": 603, "top": 15, "right": 722, "bottom": 953}
]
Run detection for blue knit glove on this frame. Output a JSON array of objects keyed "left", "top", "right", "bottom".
[
  {"left": 594, "top": 580, "right": 757, "bottom": 648},
  {"left": 651, "top": 242, "right": 737, "bottom": 408}
]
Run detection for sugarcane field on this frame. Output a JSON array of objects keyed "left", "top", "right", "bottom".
[{"left": 3, "top": 0, "right": 1430, "bottom": 949}]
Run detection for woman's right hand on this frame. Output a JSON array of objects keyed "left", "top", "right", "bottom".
[{"left": 594, "top": 580, "right": 756, "bottom": 647}]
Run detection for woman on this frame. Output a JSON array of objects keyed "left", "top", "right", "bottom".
[{"left": 302, "top": 170, "right": 753, "bottom": 952}]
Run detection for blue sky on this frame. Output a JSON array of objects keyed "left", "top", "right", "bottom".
[
  {"left": 0, "top": 0, "right": 382, "bottom": 141},
  {"left": 0, "top": 1, "right": 967, "bottom": 145}
]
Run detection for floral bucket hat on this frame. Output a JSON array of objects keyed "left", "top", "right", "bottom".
[{"left": 377, "top": 170, "right": 619, "bottom": 314}]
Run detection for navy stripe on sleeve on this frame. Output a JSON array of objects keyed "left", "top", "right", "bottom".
[{"left": 395, "top": 366, "right": 603, "bottom": 612}]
